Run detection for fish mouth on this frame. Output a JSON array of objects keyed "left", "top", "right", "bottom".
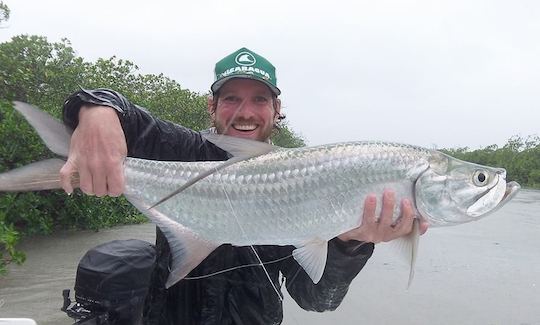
[
  {"left": 501, "top": 181, "right": 520, "bottom": 203},
  {"left": 467, "top": 177, "right": 520, "bottom": 217}
]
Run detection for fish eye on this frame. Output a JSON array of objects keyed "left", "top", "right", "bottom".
[{"left": 473, "top": 170, "right": 489, "bottom": 186}]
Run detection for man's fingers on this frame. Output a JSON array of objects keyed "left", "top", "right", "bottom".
[
  {"left": 77, "top": 161, "right": 94, "bottom": 195},
  {"left": 393, "top": 199, "right": 415, "bottom": 235},
  {"left": 362, "top": 194, "right": 377, "bottom": 225},
  {"left": 59, "top": 160, "right": 75, "bottom": 194},
  {"left": 379, "top": 190, "right": 395, "bottom": 227},
  {"left": 106, "top": 163, "right": 125, "bottom": 197},
  {"left": 341, "top": 192, "right": 429, "bottom": 244},
  {"left": 86, "top": 156, "right": 108, "bottom": 197},
  {"left": 92, "top": 172, "right": 108, "bottom": 197},
  {"left": 419, "top": 221, "right": 429, "bottom": 235}
]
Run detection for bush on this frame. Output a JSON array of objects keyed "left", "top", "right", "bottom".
[
  {"left": 0, "top": 35, "right": 305, "bottom": 274},
  {"left": 441, "top": 135, "right": 540, "bottom": 189}
]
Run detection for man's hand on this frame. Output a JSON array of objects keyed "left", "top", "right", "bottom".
[
  {"left": 338, "top": 189, "right": 429, "bottom": 243},
  {"left": 59, "top": 105, "right": 127, "bottom": 197}
]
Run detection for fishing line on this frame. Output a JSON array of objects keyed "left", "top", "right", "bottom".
[
  {"left": 219, "top": 98, "right": 245, "bottom": 139},
  {"left": 212, "top": 97, "right": 283, "bottom": 299},
  {"left": 217, "top": 172, "right": 284, "bottom": 302},
  {"left": 184, "top": 255, "right": 292, "bottom": 280}
]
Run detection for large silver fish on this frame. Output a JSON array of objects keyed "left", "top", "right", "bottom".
[{"left": 0, "top": 102, "right": 520, "bottom": 288}]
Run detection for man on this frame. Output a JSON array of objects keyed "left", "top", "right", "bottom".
[{"left": 61, "top": 47, "right": 428, "bottom": 324}]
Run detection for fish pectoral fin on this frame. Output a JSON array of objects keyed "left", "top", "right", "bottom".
[
  {"left": 126, "top": 195, "right": 220, "bottom": 288},
  {"left": 388, "top": 218, "right": 421, "bottom": 288},
  {"left": 202, "top": 132, "right": 277, "bottom": 158},
  {"left": 292, "top": 238, "right": 328, "bottom": 284}
]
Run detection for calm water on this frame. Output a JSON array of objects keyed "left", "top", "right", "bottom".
[{"left": 0, "top": 190, "right": 539, "bottom": 325}]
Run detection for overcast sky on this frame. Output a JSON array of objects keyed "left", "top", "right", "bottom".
[{"left": 1, "top": 0, "right": 539, "bottom": 149}]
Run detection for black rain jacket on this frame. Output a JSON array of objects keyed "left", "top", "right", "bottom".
[{"left": 63, "top": 88, "right": 375, "bottom": 325}]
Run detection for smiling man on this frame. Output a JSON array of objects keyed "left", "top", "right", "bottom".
[
  {"left": 210, "top": 78, "right": 279, "bottom": 141},
  {"left": 61, "top": 47, "right": 427, "bottom": 325},
  {"left": 208, "top": 48, "right": 282, "bottom": 142}
]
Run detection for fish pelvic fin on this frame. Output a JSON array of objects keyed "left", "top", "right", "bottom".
[
  {"left": 149, "top": 133, "right": 277, "bottom": 209},
  {"left": 292, "top": 238, "right": 329, "bottom": 284},
  {"left": 12, "top": 101, "right": 72, "bottom": 157},
  {"left": 126, "top": 195, "right": 220, "bottom": 288},
  {"left": 0, "top": 158, "right": 72, "bottom": 192}
]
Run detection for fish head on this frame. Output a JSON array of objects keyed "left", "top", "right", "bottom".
[{"left": 415, "top": 151, "right": 520, "bottom": 226}]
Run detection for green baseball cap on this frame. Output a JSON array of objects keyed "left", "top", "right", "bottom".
[{"left": 211, "top": 47, "right": 281, "bottom": 96}]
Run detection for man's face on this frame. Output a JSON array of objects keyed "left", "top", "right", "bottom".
[{"left": 210, "top": 78, "right": 280, "bottom": 142}]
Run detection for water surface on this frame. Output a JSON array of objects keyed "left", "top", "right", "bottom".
[{"left": 1, "top": 190, "right": 539, "bottom": 324}]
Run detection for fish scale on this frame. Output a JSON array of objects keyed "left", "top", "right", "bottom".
[{"left": 122, "top": 142, "right": 433, "bottom": 246}]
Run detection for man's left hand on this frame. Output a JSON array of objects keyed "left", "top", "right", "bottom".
[{"left": 338, "top": 189, "right": 429, "bottom": 243}]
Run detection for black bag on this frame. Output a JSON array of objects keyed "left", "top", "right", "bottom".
[{"left": 61, "top": 239, "right": 156, "bottom": 325}]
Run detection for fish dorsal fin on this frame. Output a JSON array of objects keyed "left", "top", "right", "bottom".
[
  {"left": 149, "top": 156, "right": 244, "bottom": 209},
  {"left": 12, "top": 101, "right": 72, "bottom": 157},
  {"left": 388, "top": 218, "right": 421, "bottom": 288},
  {"left": 292, "top": 238, "right": 329, "bottom": 284},
  {"left": 202, "top": 132, "right": 276, "bottom": 157},
  {"left": 149, "top": 133, "right": 276, "bottom": 209},
  {"left": 126, "top": 195, "right": 220, "bottom": 288}
]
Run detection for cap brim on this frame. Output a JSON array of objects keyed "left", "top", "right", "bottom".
[{"left": 211, "top": 74, "right": 281, "bottom": 96}]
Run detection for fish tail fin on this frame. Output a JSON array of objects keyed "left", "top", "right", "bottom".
[
  {"left": 0, "top": 102, "right": 74, "bottom": 193},
  {"left": 0, "top": 158, "right": 72, "bottom": 192},
  {"left": 127, "top": 195, "right": 220, "bottom": 288},
  {"left": 12, "top": 101, "right": 72, "bottom": 157}
]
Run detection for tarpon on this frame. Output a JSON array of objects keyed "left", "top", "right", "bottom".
[{"left": 0, "top": 102, "right": 520, "bottom": 288}]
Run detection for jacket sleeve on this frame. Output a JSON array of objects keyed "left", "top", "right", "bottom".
[
  {"left": 62, "top": 88, "right": 226, "bottom": 161},
  {"left": 281, "top": 238, "right": 374, "bottom": 312},
  {"left": 63, "top": 88, "right": 230, "bottom": 323}
]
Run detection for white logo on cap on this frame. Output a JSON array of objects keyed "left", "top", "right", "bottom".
[{"left": 235, "top": 52, "right": 256, "bottom": 66}]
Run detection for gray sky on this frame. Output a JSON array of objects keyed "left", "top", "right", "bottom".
[{"left": 2, "top": 0, "right": 539, "bottom": 149}]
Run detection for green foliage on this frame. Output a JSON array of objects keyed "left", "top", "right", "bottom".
[
  {"left": 272, "top": 121, "right": 306, "bottom": 148},
  {"left": 441, "top": 135, "right": 540, "bottom": 189},
  {"left": 0, "top": 99, "right": 146, "bottom": 273},
  {"left": 0, "top": 1, "right": 9, "bottom": 25},
  {"left": 0, "top": 35, "right": 86, "bottom": 113},
  {"left": 0, "top": 210, "right": 26, "bottom": 275},
  {"left": 0, "top": 34, "right": 306, "bottom": 274}
]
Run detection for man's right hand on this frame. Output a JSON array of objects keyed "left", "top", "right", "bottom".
[{"left": 59, "top": 105, "right": 127, "bottom": 197}]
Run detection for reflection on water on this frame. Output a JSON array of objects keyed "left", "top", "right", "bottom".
[{"left": 1, "top": 190, "right": 539, "bottom": 325}]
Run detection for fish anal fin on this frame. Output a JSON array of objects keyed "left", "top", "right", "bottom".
[
  {"left": 126, "top": 195, "right": 220, "bottom": 288},
  {"left": 292, "top": 238, "right": 328, "bottom": 284}
]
